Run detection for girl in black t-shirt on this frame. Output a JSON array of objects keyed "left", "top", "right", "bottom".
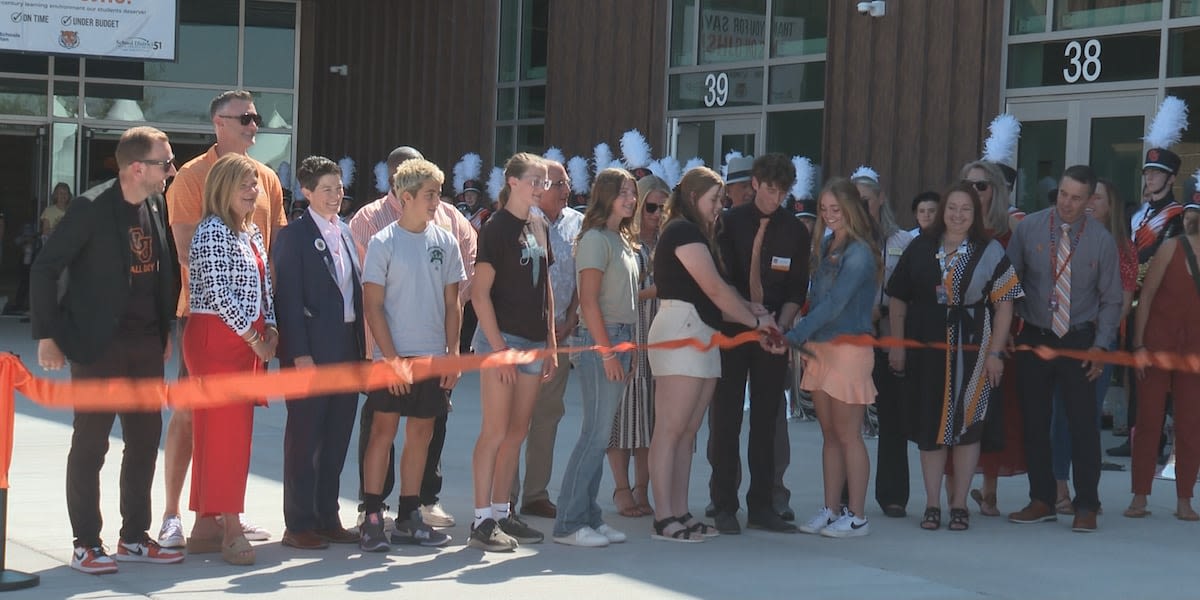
[
  {"left": 468, "top": 153, "right": 557, "bottom": 552},
  {"left": 646, "top": 166, "right": 782, "bottom": 543}
]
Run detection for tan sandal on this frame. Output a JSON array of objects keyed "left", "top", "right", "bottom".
[
  {"left": 221, "top": 535, "right": 255, "bottom": 566},
  {"left": 970, "top": 489, "right": 1000, "bottom": 517},
  {"left": 632, "top": 485, "right": 654, "bottom": 516},
  {"left": 612, "top": 487, "right": 641, "bottom": 517},
  {"left": 1174, "top": 510, "right": 1199, "bottom": 521},
  {"left": 1122, "top": 505, "right": 1151, "bottom": 518},
  {"left": 186, "top": 534, "right": 222, "bottom": 554}
]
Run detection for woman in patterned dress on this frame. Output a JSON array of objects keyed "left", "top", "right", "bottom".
[
  {"left": 608, "top": 175, "right": 668, "bottom": 517},
  {"left": 886, "top": 183, "right": 1024, "bottom": 531}
]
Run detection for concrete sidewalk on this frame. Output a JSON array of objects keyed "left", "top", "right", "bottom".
[{"left": 0, "top": 319, "right": 1195, "bottom": 599}]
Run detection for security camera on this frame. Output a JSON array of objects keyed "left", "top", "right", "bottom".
[{"left": 856, "top": 1, "right": 885, "bottom": 17}]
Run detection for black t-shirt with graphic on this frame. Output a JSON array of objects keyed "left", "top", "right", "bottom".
[
  {"left": 118, "top": 200, "right": 160, "bottom": 336},
  {"left": 476, "top": 208, "right": 554, "bottom": 342}
]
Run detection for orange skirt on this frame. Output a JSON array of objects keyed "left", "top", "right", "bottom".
[{"left": 800, "top": 342, "right": 877, "bottom": 405}]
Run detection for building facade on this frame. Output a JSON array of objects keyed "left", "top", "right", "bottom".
[{"left": 2, "top": 0, "right": 1199, "bottom": 285}]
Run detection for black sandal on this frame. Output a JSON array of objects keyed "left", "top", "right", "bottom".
[
  {"left": 921, "top": 507, "right": 941, "bottom": 530},
  {"left": 679, "top": 512, "right": 719, "bottom": 537},
  {"left": 652, "top": 516, "right": 704, "bottom": 543},
  {"left": 948, "top": 508, "right": 970, "bottom": 531}
]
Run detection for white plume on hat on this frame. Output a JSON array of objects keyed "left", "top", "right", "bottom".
[
  {"left": 648, "top": 159, "right": 667, "bottom": 182},
  {"left": 593, "top": 143, "right": 614, "bottom": 173},
  {"left": 486, "top": 166, "right": 505, "bottom": 202},
  {"left": 276, "top": 161, "right": 292, "bottom": 192},
  {"left": 721, "top": 150, "right": 743, "bottom": 179},
  {"left": 543, "top": 146, "right": 566, "bottom": 166},
  {"left": 567, "top": 156, "right": 591, "bottom": 195},
  {"left": 660, "top": 156, "right": 683, "bottom": 189},
  {"left": 338, "top": 157, "right": 356, "bottom": 188},
  {"left": 1145, "top": 96, "right": 1189, "bottom": 149},
  {"left": 620, "top": 129, "right": 653, "bottom": 169},
  {"left": 791, "top": 156, "right": 815, "bottom": 200},
  {"left": 452, "top": 152, "right": 483, "bottom": 195},
  {"left": 373, "top": 161, "right": 390, "bottom": 193},
  {"left": 850, "top": 165, "right": 879, "bottom": 183},
  {"left": 982, "top": 113, "right": 1021, "bottom": 166},
  {"left": 683, "top": 157, "right": 706, "bottom": 174}
]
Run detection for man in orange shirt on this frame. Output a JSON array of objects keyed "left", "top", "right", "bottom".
[{"left": 157, "top": 90, "right": 287, "bottom": 549}]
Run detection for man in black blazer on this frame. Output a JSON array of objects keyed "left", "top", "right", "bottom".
[
  {"left": 31, "top": 126, "right": 183, "bottom": 574},
  {"left": 273, "top": 156, "right": 365, "bottom": 550}
]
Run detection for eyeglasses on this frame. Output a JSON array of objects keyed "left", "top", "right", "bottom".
[
  {"left": 522, "top": 176, "right": 552, "bottom": 190},
  {"left": 138, "top": 156, "right": 175, "bottom": 169},
  {"left": 964, "top": 180, "right": 990, "bottom": 193},
  {"left": 218, "top": 112, "right": 264, "bottom": 127},
  {"left": 550, "top": 180, "right": 571, "bottom": 190},
  {"left": 644, "top": 202, "right": 662, "bottom": 214}
]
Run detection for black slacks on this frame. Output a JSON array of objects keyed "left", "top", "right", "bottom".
[
  {"left": 1017, "top": 325, "right": 1101, "bottom": 512},
  {"left": 66, "top": 333, "right": 164, "bottom": 547},
  {"left": 709, "top": 343, "right": 788, "bottom": 513},
  {"left": 872, "top": 349, "right": 910, "bottom": 510}
]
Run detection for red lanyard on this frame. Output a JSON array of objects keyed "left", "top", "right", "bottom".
[{"left": 1049, "top": 213, "right": 1085, "bottom": 282}]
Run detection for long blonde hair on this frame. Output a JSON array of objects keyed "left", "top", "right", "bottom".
[
  {"left": 812, "top": 178, "right": 883, "bottom": 282},
  {"left": 202, "top": 154, "right": 258, "bottom": 232},
  {"left": 960, "top": 160, "right": 1012, "bottom": 237},
  {"left": 578, "top": 167, "right": 639, "bottom": 250},
  {"left": 497, "top": 152, "right": 544, "bottom": 209}
]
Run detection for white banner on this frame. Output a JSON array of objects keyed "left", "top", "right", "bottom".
[{"left": 0, "top": 0, "right": 177, "bottom": 61}]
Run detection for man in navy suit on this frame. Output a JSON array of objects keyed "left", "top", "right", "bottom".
[{"left": 273, "top": 156, "right": 366, "bottom": 549}]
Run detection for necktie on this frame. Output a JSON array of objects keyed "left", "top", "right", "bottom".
[
  {"left": 748, "top": 217, "right": 769, "bottom": 304},
  {"left": 1052, "top": 222, "right": 1072, "bottom": 337}
]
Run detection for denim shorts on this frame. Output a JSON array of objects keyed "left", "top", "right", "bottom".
[{"left": 472, "top": 328, "right": 547, "bottom": 376}]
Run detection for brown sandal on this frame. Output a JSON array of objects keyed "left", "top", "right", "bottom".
[
  {"left": 920, "top": 507, "right": 941, "bottom": 530},
  {"left": 186, "top": 534, "right": 222, "bottom": 554},
  {"left": 613, "top": 487, "right": 641, "bottom": 517},
  {"left": 947, "top": 508, "right": 970, "bottom": 531},
  {"left": 1123, "top": 504, "right": 1151, "bottom": 518},
  {"left": 221, "top": 535, "right": 255, "bottom": 566}
]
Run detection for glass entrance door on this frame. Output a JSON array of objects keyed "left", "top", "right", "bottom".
[
  {"left": 1007, "top": 94, "right": 1157, "bottom": 213},
  {"left": 672, "top": 116, "right": 761, "bottom": 169}
]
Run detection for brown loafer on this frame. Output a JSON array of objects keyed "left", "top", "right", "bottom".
[
  {"left": 1007, "top": 500, "right": 1057, "bottom": 524},
  {"left": 520, "top": 499, "right": 557, "bottom": 519},
  {"left": 281, "top": 529, "right": 330, "bottom": 550},
  {"left": 1072, "top": 509, "right": 1098, "bottom": 532},
  {"left": 314, "top": 526, "right": 359, "bottom": 544}
]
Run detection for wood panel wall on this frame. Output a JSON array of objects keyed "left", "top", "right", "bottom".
[
  {"left": 299, "top": 0, "right": 498, "bottom": 204},
  {"left": 823, "top": 0, "right": 1007, "bottom": 226},
  {"left": 544, "top": 0, "right": 670, "bottom": 161}
]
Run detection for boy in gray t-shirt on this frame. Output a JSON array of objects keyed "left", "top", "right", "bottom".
[{"left": 358, "top": 159, "right": 466, "bottom": 551}]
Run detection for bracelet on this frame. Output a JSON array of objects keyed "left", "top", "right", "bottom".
[
  {"left": 601, "top": 352, "right": 617, "bottom": 361},
  {"left": 244, "top": 331, "right": 261, "bottom": 346}
]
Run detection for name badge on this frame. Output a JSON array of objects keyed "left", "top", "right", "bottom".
[
  {"left": 935, "top": 284, "right": 948, "bottom": 305},
  {"left": 770, "top": 256, "right": 791, "bottom": 272}
]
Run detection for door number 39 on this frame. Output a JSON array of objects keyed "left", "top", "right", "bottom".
[
  {"left": 1063, "top": 39, "right": 1101, "bottom": 84},
  {"left": 703, "top": 72, "right": 729, "bottom": 107}
]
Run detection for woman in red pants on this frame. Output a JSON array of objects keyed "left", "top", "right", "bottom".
[
  {"left": 1127, "top": 225, "right": 1200, "bottom": 521},
  {"left": 182, "top": 154, "right": 277, "bottom": 565}
]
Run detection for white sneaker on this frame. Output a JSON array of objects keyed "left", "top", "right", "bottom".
[
  {"left": 70, "top": 546, "right": 118, "bottom": 574},
  {"left": 419, "top": 502, "right": 456, "bottom": 528},
  {"left": 552, "top": 526, "right": 610, "bottom": 547},
  {"left": 157, "top": 514, "right": 185, "bottom": 548},
  {"left": 820, "top": 509, "right": 870, "bottom": 538},
  {"left": 798, "top": 507, "right": 836, "bottom": 534},
  {"left": 595, "top": 523, "right": 627, "bottom": 543}
]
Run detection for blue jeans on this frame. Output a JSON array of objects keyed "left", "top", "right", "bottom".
[
  {"left": 553, "top": 323, "right": 633, "bottom": 537},
  {"left": 472, "top": 328, "right": 547, "bottom": 376},
  {"left": 1051, "top": 341, "right": 1116, "bottom": 481}
]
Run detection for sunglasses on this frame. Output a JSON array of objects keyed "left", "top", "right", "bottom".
[
  {"left": 644, "top": 202, "right": 662, "bottom": 214},
  {"left": 964, "top": 180, "right": 990, "bottom": 193},
  {"left": 138, "top": 156, "right": 175, "bottom": 169},
  {"left": 218, "top": 112, "right": 264, "bottom": 127}
]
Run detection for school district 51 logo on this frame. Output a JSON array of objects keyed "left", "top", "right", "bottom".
[
  {"left": 429, "top": 246, "right": 444, "bottom": 265},
  {"left": 58, "top": 30, "right": 79, "bottom": 49}
]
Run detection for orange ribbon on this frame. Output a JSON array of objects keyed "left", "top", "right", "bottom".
[{"left": 3, "top": 330, "right": 1199, "bottom": 489}]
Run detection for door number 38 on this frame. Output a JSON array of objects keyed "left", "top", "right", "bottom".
[{"left": 1062, "top": 39, "right": 1101, "bottom": 84}]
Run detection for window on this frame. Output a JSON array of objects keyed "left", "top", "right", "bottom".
[
  {"left": 1054, "top": 0, "right": 1162, "bottom": 30},
  {"left": 495, "top": 0, "right": 547, "bottom": 163}
]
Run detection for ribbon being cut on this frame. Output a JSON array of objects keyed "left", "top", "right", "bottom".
[{"left": 2, "top": 330, "right": 1200, "bottom": 488}]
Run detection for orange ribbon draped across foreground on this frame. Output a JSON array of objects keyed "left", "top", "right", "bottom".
[{"left": 2, "top": 331, "right": 1199, "bottom": 489}]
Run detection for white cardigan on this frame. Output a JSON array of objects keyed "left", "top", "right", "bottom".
[{"left": 188, "top": 215, "right": 276, "bottom": 334}]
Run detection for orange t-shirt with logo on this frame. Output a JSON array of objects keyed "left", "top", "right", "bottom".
[{"left": 166, "top": 145, "right": 286, "bottom": 316}]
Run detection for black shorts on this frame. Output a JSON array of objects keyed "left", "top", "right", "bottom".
[{"left": 364, "top": 377, "right": 450, "bottom": 418}]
